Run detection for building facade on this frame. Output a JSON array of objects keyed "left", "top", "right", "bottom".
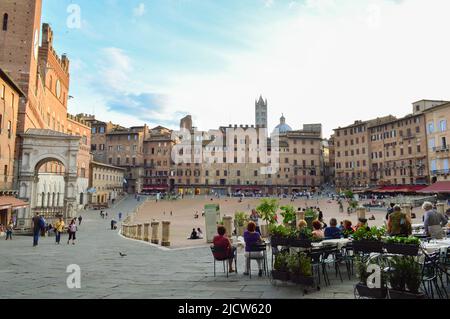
[
  {"left": 0, "top": 0, "right": 92, "bottom": 227},
  {"left": 89, "top": 161, "right": 125, "bottom": 205},
  {"left": 423, "top": 102, "right": 450, "bottom": 183}
]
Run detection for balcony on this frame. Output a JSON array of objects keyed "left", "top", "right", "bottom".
[
  {"left": 432, "top": 145, "right": 450, "bottom": 152},
  {"left": 403, "top": 134, "right": 416, "bottom": 140},
  {"left": 432, "top": 169, "right": 450, "bottom": 176}
]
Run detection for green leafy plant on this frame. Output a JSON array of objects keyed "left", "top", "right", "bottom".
[
  {"left": 256, "top": 199, "right": 279, "bottom": 225},
  {"left": 280, "top": 205, "right": 296, "bottom": 225},
  {"left": 297, "top": 227, "right": 313, "bottom": 240},
  {"left": 349, "top": 200, "right": 359, "bottom": 209},
  {"left": 269, "top": 224, "right": 289, "bottom": 237},
  {"left": 352, "top": 226, "right": 386, "bottom": 241},
  {"left": 385, "top": 236, "right": 420, "bottom": 245},
  {"left": 234, "top": 211, "right": 248, "bottom": 227},
  {"left": 389, "top": 256, "right": 422, "bottom": 293},
  {"left": 343, "top": 190, "right": 354, "bottom": 199},
  {"left": 273, "top": 252, "right": 289, "bottom": 272},
  {"left": 355, "top": 255, "right": 387, "bottom": 286},
  {"left": 287, "top": 253, "right": 312, "bottom": 277}
]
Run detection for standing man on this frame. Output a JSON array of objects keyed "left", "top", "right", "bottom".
[
  {"left": 54, "top": 217, "right": 65, "bottom": 245},
  {"left": 78, "top": 215, "right": 83, "bottom": 226},
  {"left": 118, "top": 212, "right": 122, "bottom": 221},
  {"left": 32, "top": 212, "right": 44, "bottom": 247}
]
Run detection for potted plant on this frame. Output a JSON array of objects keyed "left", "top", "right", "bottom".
[
  {"left": 280, "top": 205, "right": 296, "bottom": 228},
  {"left": 269, "top": 224, "right": 289, "bottom": 246},
  {"left": 354, "top": 255, "right": 387, "bottom": 299},
  {"left": 287, "top": 228, "right": 312, "bottom": 248},
  {"left": 384, "top": 236, "right": 420, "bottom": 256},
  {"left": 234, "top": 211, "right": 248, "bottom": 237},
  {"left": 272, "top": 251, "right": 290, "bottom": 281},
  {"left": 288, "top": 253, "right": 314, "bottom": 285},
  {"left": 388, "top": 256, "right": 426, "bottom": 299},
  {"left": 256, "top": 199, "right": 279, "bottom": 237},
  {"left": 352, "top": 226, "right": 385, "bottom": 254}
]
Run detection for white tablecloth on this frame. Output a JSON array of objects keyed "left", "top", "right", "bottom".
[
  {"left": 422, "top": 239, "right": 450, "bottom": 254},
  {"left": 312, "top": 238, "right": 351, "bottom": 249}
]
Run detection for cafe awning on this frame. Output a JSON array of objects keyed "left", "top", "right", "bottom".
[
  {"left": 417, "top": 181, "right": 450, "bottom": 194},
  {"left": 0, "top": 196, "right": 29, "bottom": 210},
  {"left": 371, "top": 185, "right": 426, "bottom": 193},
  {"left": 143, "top": 185, "right": 168, "bottom": 191}
]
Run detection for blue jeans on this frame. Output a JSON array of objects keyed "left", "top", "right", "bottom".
[
  {"left": 33, "top": 231, "right": 40, "bottom": 246},
  {"left": 6, "top": 231, "right": 12, "bottom": 240},
  {"left": 55, "top": 231, "right": 61, "bottom": 243}
]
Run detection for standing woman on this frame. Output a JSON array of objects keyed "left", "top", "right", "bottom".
[
  {"left": 5, "top": 219, "right": 13, "bottom": 240},
  {"left": 67, "top": 219, "right": 78, "bottom": 245},
  {"left": 54, "top": 217, "right": 65, "bottom": 245}
]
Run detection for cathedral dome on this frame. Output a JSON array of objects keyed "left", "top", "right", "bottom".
[{"left": 274, "top": 114, "right": 292, "bottom": 134}]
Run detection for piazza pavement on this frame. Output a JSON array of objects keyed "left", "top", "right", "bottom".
[{"left": 0, "top": 196, "right": 356, "bottom": 299}]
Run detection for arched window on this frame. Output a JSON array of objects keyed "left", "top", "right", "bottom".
[{"left": 2, "top": 13, "right": 8, "bottom": 31}]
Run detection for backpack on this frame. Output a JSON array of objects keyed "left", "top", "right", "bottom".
[{"left": 38, "top": 216, "right": 46, "bottom": 229}]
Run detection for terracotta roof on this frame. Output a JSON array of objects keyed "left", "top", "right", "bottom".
[{"left": 0, "top": 196, "right": 29, "bottom": 210}]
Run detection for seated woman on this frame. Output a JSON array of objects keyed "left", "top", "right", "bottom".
[
  {"left": 324, "top": 218, "right": 342, "bottom": 239},
  {"left": 243, "top": 221, "right": 264, "bottom": 277},
  {"left": 311, "top": 220, "right": 324, "bottom": 240},
  {"left": 297, "top": 220, "right": 311, "bottom": 240},
  {"left": 212, "top": 226, "right": 235, "bottom": 273},
  {"left": 387, "top": 205, "right": 412, "bottom": 237},
  {"left": 197, "top": 228, "right": 204, "bottom": 239},
  {"left": 342, "top": 220, "right": 354, "bottom": 237}
]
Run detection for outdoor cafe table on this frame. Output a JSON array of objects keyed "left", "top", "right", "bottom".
[
  {"left": 311, "top": 238, "right": 351, "bottom": 249},
  {"left": 422, "top": 239, "right": 450, "bottom": 254}
]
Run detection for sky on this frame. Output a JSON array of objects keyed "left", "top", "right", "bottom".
[{"left": 42, "top": 0, "right": 450, "bottom": 137}]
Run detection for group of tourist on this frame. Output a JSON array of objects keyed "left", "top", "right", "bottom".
[
  {"left": 212, "top": 221, "right": 264, "bottom": 276},
  {"left": 189, "top": 228, "right": 204, "bottom": 240},
  {"left": 29, "top": 212, "right": 80, "bottom": 247}
]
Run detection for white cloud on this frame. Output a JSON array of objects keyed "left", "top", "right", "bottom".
[
  {"left": 133, "top": 3, "right": 146, "bottom": 17},
  {"left": 160, "top": 0, "right": 450, "bottom": 137},
  {"left": 99, "top": 47, "right": 132, "bottom": 91},
  {"left": 264, "top": 0, "right": 274, "bottom": 8}
]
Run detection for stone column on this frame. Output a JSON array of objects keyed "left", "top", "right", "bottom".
[
  {"left": 132, "top": 225, "right": 137, "bottom": 239},
  {"left": 222, "top": 215, "right": 233, "bottom": 238},
  {"left": 356, "top": 207, "right": 366, "bottom": 220},
  {"left": 401, "top": 204, "right": 412, "bottom": 219},
  {"left": 137, "top": 224, "right": 143, "bottom": 240},
  {"left": 436, "top": 202, "right": 445, "bottom": 215},
  {"left": 151, "top": 221, "right": 160, "bottom": 244},
  {"left": 161, "top": 221, "right": 170, "bottom": 247},
  {"left": 143, "top": 223, "right": 150, "bottom": 242},
  {"left": 296, "top": 211, "right": 305, "bottom": 229}
]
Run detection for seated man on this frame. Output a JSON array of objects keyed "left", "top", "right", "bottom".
[
  {"left": 212, "top": 226, "right": 236, "bottom": 273},
  {"left": 189, "top": 228, "right": 199, "bottom": 239},
  {"left": 324, "top": 218, "right": 342, "bottom": 239}
]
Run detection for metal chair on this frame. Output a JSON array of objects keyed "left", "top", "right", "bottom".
[
  {"left": 246, "top": 243, "right": 268, "bottom": 279},
  {"left": 421, "top": 251, "right": 446, "bottom": 299},
  {"left": 342, "top": 242, "right": 355, "bottom": 280},
  {"left": 321, "top": 244, "right": 344, "bottom": 285},
  {"left": 210, "top": 245, "right": 237, "bottom": 278}
]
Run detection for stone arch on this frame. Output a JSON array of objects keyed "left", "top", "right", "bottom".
[{"left": 17, "top": 129, "right": 81, "bottom": 227}]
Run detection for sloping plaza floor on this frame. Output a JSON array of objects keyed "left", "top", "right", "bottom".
[{"left": 0, "top": 196, "right": 358, "bottom": 299}]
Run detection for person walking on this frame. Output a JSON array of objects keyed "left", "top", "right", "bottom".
[
  {"left": 118, "top": 212, "right": 122, "bottom": 221},
  {"left": 32, "top": 212, "right": 44, "bottom": 247},
  {"left": 78, "top": 215, "right": 83, "bottom": 226},
  {"left": 5, "top": 219, "right": 13, "bottom": 240},
  {"left": 54, "top": 217, "right": 65, "bottom": 245},
  {"left": 67, "top": 219, "right": 77, "bottom": 245}
]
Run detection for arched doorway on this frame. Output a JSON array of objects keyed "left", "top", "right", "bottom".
[{"left": 17, "top": 129, "right": 80, "bottom": 228}]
